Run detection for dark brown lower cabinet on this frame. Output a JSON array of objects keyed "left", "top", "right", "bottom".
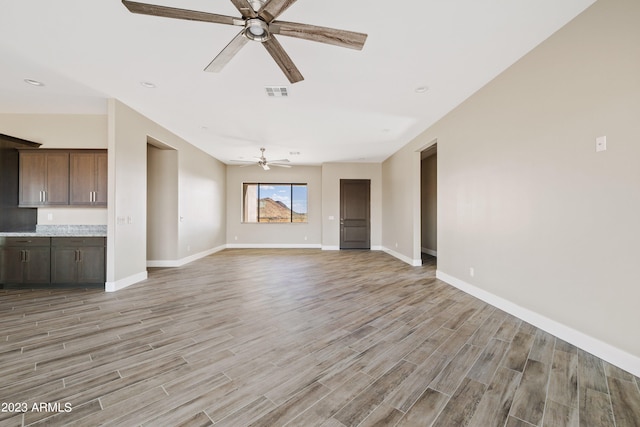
[
  {"left": 51, "top": 237, "right": 105, "bottom": 284},
  {"left": 0, "top": 236, "right": 105, "bottom": 286},
  {"left": 0, "top": 237, "right": 51, "bottom": 284}
]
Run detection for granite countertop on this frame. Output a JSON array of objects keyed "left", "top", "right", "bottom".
[{"left": 0, "top": 225, "right": 107, "bottom": 237}]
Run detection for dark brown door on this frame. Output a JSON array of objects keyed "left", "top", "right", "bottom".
[{"left": 340, "top": 179, "right": 370, "bottom": 249}]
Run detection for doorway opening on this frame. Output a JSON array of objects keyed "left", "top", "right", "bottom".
[
  {"left": 340, "top": 179, "right": 371, "bottom": 249},
  {"left": 420, "top": 143, "right": 437, "bottom": 267},
  {"left": 147, "top": 138, "right": 178, "bottom": 265}
]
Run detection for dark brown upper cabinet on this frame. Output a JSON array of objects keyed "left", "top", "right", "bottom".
[
  {"left": 70, "top": 151, "right": 108, "bottom": 206},
  {"left": 18, "top": 149, "right": 107, "bottom": 208},
  {"left": 19, "top": 150, "right": 70, "bottom": 206}
]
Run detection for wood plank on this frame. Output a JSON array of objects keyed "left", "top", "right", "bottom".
[
  {"left": 333, "top": 360, "right": 417, "bottom": 427},
  {"left": 432, "top": 377, "right": 487, "bottom": 427},
  {"left": 543, "top": 400, "right": 578, "bottom": 427},
  {"left": 607, "top": 377, "right": 640, "bottom": 427},
  {"left": 395, "top": 388, "right": 449, "bottom": 427},
  {"left": 579, "top": 388, "right": 615, "bottom": 427},
  {"left": 503, "top": 331, "right": 535, "bottom": 372},
  {"left": 509, "top": 359, "right": 550, "bottom": 426},
  {"left": 466, "top": 338, "right": 510, "bottom": 385},
  {"left": 548, "top": 346, "right": 578, "bottom": 409},
  {"left": 469, "top": 367, "right": 521, "bottom": 427}
]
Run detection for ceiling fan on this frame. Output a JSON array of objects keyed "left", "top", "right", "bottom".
[
  {"left": 230, "top": 147, "right": 292, "bottom": 170},
  {"left": 121, "top": 0, "right": 368, "bottom": 83}
]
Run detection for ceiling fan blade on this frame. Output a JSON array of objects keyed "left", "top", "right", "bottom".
[
  {"left": 258, "top": 0, "right": 297, "bottom": 23},
  {"left": 122, "top": 0, "right": 241, "bottom": 26},
  {"left": 270, "top": 163, "right": 292, "bottom": 168},
  {"left": 262, "top": 36, "right": 304, "bottom": 83},
  {"left": 271, "top": 21, "right": 367, "bottom": 50},
  {"left": 229, "top": 0, "right": 257, "bottom": 18},
  {"left": 204, "top": 31, "right": 249, "bottom": 72},
  {"left": 268, "top": 159, "right": 290, "bottom": 163}
]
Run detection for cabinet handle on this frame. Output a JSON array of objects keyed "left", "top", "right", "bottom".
[
  {"left": 77, "top": 250, "right": 82, "bottom": 263},
  {"left": 42, "top": 191, "right": 46, "bottom": 203},
  {"left": 20, "top": 250, "right": 25, "bottom": 262},
  {"left": 24, "top": 250, "right": 30, "bottom": 263}
]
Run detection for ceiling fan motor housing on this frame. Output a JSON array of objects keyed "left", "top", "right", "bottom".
[{"left": 245, "top": 18, "right": 270, "bottom": 42}]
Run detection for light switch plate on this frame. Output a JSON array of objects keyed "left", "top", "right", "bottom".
[{"left": 596, "top": 136, "right": 607, "bottom": 152}]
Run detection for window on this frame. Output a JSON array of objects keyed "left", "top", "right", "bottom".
[{"left": 243, "top": 183, "right": 308, "bottom": 223}]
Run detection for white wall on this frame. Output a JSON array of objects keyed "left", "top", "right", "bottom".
[
  {"left": 321, "top": 163, "right": 382, "bottom": 250},
  {"left": 226, "top": 165, "right": 322, "bottom": 247},
  {"left": 107, "top": 99, "right": 226, "bottom": 290},
  {"left": 0, "top": 113, "right": 108, "bottom": 225},
  {"left": 383, "top": 0, "right": 640, "bottom": 373}
]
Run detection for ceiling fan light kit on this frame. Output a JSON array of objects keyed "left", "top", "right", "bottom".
[
  {"left": 245, "top": 19, "right": 270, "bottom": 42},
  {"left": 121, "top": 0, "right": 367, "bottom": 83}
]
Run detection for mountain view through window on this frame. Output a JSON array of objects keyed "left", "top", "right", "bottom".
[{"left": 243, "top": 183, "right": 307, "bottom": 223}]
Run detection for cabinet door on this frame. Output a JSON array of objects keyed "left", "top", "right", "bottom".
[
  {"left": 78, "top": 246, "right": 105, "bottom": 284},
  {"left": 0, "top": 247, "right": 24, "bottom": 284},
  {"left": 19, "top": 151, "right": 69, "bottom": 206},
  {"left": 94, "top": 152, "right": 108, "bottom": 206},
  {"left": 19, "top": 152, "right": 46, "bottom": 206},
  {"left": 23, "top": 247, "right": 51, "bottom": 284},
  {"left": 70, "top": 152, "right": 95, "bottom": 205},
  {"left": 45, "top": 152, "right": 70, "bottom": 205},
  {"left": 51, "top": 247, "right": 78, "bottom": 284},
  {"left": 70, "top": 152, "right": 107, "bottom": 206}
]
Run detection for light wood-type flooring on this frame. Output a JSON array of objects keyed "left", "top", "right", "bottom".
[{"left": 1, "top": 249, "right": 639, "bottom": 426}]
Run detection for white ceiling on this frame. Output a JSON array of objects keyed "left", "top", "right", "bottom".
[{"left": 0, "top": 0, "right": 595, "bottom": 165}]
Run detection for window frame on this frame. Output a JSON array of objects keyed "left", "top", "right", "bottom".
[{"left": 242, "top": 182, "right": 308, "bottom": 223}]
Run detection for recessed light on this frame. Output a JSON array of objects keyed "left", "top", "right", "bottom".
[
  {"left": 140, "top": 81, "right": 156, "bottom": 89},
  {"left": 24, "top": 79, "right": 44, "bottom": 87},
  {"left": 415, "top": 86, "right": 429, "bottom": 93}
]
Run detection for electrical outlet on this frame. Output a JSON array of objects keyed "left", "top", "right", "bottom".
[{"left": 470, "top": 267, "right": 475, "bottom": 277}]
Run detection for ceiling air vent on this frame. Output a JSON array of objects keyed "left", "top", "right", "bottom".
[{"left": 265, "top": 86, "right": 288, "bottom": 97}]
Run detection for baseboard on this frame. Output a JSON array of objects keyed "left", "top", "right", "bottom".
[
  {"left": 105, "top": 271, "right": 148, "bottom": 293},
  {"left": 322, "top": 245, "right": 383, "bottom": 251},
  {"left": 421, "top": 247, "right": 437, "bottom": 257},
  {"left": 147, "top": 245, "right": 226, "bottom": 268},
  {"left": 226, "top": 243, "right": 322, "bottom": 249},
  {"left": 382, "top": 247, "right": 422, "bottom": 267},
  {"left": 436, "top": 270, "right": 640, "bottom": 377}
]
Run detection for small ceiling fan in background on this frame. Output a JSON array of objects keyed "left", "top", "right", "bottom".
[
  {"left": 230, "top": 147, "right": 291, "bottom": 170},
  {"left": 122, "top": 0, "right": 368, "bottom": 83}
]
